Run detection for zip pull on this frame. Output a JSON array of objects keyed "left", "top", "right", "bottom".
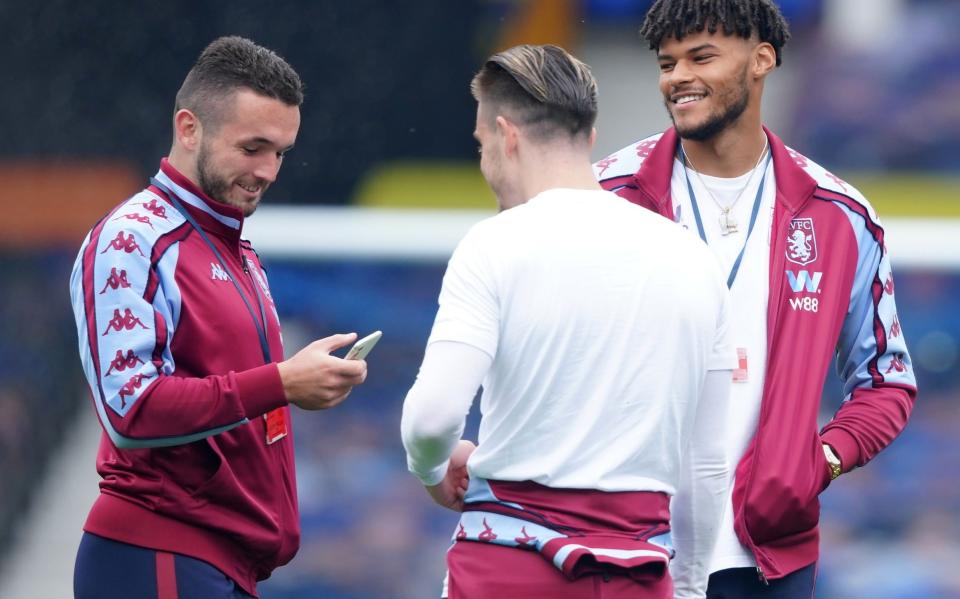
[
  {"left": 757, "top": 567, "right": 770, "bottom": 586},
  {"left": 242, "top": 256, "right": 250, "bottom": 274}
]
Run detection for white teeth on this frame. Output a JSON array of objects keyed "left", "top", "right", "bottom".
[
  {"left": 675, "top": 95, "right": 704, "bottom": 105},
  {"left": 238, "top": 183, "right": 259, "bottom": 193}
]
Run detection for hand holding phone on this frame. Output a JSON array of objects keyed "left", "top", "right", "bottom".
[{"left": 345, "top": 330, "right": 382, "bottom": 360}]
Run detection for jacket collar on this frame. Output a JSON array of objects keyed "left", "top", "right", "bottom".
[
  {"left": 634, "top": 126, "right": 817, "bottom": 215},
  {"left": 152, "top": 158, "right": 245, "bottom": 241},
  {"left": 764, "top": 126, "right": 818, "bottom": 213}
]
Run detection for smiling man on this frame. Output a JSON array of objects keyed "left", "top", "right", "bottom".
[
  {"left": 595, "top": 1, "right": 917, "bottom": 597},
  {"left": 70, "top": 36, "right": 368, "bottom": 598}
]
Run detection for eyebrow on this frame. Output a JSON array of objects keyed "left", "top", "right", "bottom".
[
  {"left": 243, "top": 137, "right": 296, "bottom": 152},
  {"left": 658, "top": 43, "right": 720, "bottom": 60}
]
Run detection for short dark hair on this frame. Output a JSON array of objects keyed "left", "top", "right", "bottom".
[
  {"left": 471, "top": 44, "right": 598, "bottom": 141},
  {"left": 640, "top": 0, "right": 790, "bottom": 66},
  {"left": 174, "top": 36, "right": 304, "bottom": 130}
]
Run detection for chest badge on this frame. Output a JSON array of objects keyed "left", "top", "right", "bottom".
[{"left": 786, "top": 218, "right": 818, "bottom": 266}]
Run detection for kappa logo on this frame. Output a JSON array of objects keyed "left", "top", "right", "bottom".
[
  {"left": 137, "top": 199, "right": 169, "bottom": 219},
  {"left": 595, "top": 155, "right": 618, "bottom": 176},
  {"left": 886, "top": 353, "right": 907, "bottom": 374},
  {"left": 787, "top": 148, "right": 808, "bottom": 168},
  {"left": 884, "top": 273, "right": 895, "bottom": 295},
  {"left": 210, "top": 263, "right": 230, "bottom": 282},
  {"left": 105, "top": 349, "right": 145, "bottom": 375},
  {"left": 478, "top": 518, "right": 498, "bottom": 542},
  {"left": 515, "top": 526, "right": 537, "bottom": 546},
  {"left": 786, "top": 218, "right": 818, "bottom": 266},
  {"left": 113, "top": 213, "right": 155, "bottom": 230},
  {"left": 99, "top": 268, "right": 132, "bottom": 294},
  {"left": 635, "top": 139, "right": 657, "bottom": 160},
  {"left": 101, "top": 231, "right": 144, "bottom": 256},
  {"left": 824, "top": 170, "right": 849, "bottom": 193},
  {"left": 102, "top": 308, "right": 149, "bottom": 336},
  {"left": 118, "top": 373, "right": 152, "bottom": 408}
]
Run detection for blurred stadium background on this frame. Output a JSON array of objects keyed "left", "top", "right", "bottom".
[{"left": 1, "top": 0, "right": 958, "bottom": 597}]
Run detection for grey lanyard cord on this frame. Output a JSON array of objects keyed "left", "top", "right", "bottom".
[{"left": 148, "top": 177, "right": 272, "bottom": 363}]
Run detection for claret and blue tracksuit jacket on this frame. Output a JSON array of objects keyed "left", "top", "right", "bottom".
[
  {"left": 70, "top": 159, "right": 298, "bottom": 596},
  {"left": 596, "top": 127, "right": 917, "bottom": 581}
]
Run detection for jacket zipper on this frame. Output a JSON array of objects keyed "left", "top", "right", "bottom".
[
  {"left": 743, "top": 193, "right": 812, "bottom": 584},
  {"left": 737, "top": 199, "right": 792, "bottom": 585},
  {"left": 633, "top": 165, "right": 781, "bottom": 583},
  {"left": 241, "top": 255, "right": 269, "bottom": 333}
]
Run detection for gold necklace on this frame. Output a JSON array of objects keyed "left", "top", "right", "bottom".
[{"left": 682, "top": 140, "right": 769, "bottom": 236}]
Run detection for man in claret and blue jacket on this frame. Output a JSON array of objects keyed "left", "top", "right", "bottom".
[
  {"left": 595, "top": 1, "right": 917, "bottom": 597},
  {"left": 70, "top": 36, "right": 368, "bottom": 598}
]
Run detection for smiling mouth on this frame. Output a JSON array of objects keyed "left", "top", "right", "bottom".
[
  {"left": 237, "top": 182, "right": 262, "bottom": 196},
  {"left": 672, "top": 94, "right": 706, "bottom": 105}
]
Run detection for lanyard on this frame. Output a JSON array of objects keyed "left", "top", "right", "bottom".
[
  {"left": 148, "top": 177, "right": 273, "bottom": 364},
  {"left": 677, "top": 148, "right": 772, "bottom": 289}
]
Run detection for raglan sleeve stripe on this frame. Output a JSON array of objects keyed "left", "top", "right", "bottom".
[
  {"left": 71, "top": 200, "right": 286, "bottom": 449},
  {"left": 821, "top": 201, "right": 916, "bottom": 468}
]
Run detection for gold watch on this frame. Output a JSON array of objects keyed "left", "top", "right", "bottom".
[{"left": 822, "top": 443, "right": 842, "bottom": 481}]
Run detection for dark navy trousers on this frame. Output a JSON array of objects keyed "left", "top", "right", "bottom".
[
  {"left": 74, "top": 532, "right": 256, "bottom": 599},
  {"left": 707, "top": 563, "right": 817, "bottom": 599}
]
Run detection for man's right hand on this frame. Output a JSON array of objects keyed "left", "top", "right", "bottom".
[{"left": 278, "top": 333, "right": 368, "bottom": 410}]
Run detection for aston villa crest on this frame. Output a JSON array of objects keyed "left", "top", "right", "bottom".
[{"left": 786, "top": 218, "right": 817, "bottom": 265}]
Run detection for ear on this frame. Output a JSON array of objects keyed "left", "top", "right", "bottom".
[
  {"left": 495, "top": 115, "right": 520, "bottom": 158},
  {"left": 173, "top": 108, "right": 203, "bottom": 151},
  {"left": 753, "top": 42, "right": 777, "bottom": 79}
]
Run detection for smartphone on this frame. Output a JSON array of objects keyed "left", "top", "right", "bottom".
[{"left": 345, "top": 330, "right": 382, "bottom": 360}]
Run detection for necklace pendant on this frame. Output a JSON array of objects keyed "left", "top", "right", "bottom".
[{"left": 720, "top": 211, "right": 738, "bottom": 235}]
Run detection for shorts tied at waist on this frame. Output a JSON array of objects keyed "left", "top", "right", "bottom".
[{"left": 454, "top": 478, "right": 673, "bottom": 582}]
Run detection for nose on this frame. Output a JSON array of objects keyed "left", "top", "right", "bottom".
[
  {"left": 253, "top": 154, "right": 282, "bottom": 184},
  {"left": 667, "top": 60, "right": 695, "bottom": 88}
]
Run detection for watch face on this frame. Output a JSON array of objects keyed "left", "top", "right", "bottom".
[
  {"left": 823, "top": 444, "right": 838, "bottom": 462},
  {"left": 823, "top": 445, "right": 842, "bottom": 479}
]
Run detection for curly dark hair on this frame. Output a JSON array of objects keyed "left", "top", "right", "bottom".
[{"left": 639, "top": 0, "right": 790, "bottom": 66}]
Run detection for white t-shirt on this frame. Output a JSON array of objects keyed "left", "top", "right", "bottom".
[
  {"left": 670, "top": 156, "right": 775, "bottom": 571},
  {"left": 421, "top": 187, "right": 734, "bottom": 493}
]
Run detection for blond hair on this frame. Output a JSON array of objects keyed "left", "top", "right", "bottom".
[{"left": 471, "top": 44, "right": 597, "bottom": 140}]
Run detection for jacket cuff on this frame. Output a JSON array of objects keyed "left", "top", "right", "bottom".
[
  {"left": 235, "top": 363, "right": 288, "bottom": 419},
  {"left": 820, "top": 428, "right": 861, "bottom": 471}
]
